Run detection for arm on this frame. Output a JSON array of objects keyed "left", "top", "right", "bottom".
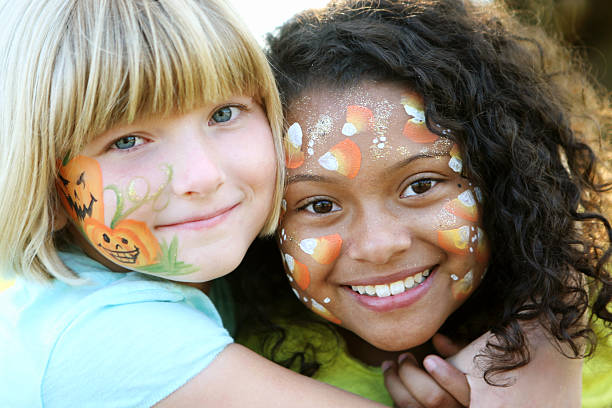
[
  {"left": 155, "top": 343, "right": 386, "bottom": 407},
  {"left": 384, "top": 328, "right": 582, "bottom": 408},
  {"left": 449, "top": 328, "right": 582, "bottom": 408}
]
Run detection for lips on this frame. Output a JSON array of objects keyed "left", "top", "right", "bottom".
[
  {"left": 156, "top": 203, "right": 239, "bottom": 230},
  {"left": 344, "top": 266, "right": 438, "bottom": 312}
]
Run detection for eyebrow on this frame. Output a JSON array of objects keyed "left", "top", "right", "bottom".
[
  {"left": 287, "top": 174, "right": 334, "bottom": 185},
  {"left": 386, "top": 152, "right": 448, "bottom": 173}
]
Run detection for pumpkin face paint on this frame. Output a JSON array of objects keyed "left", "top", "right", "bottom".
[
  {"left": 278, "top": 82, "right": 488, "bottom": 351},
  {"left": 57, "top": 155, "right": 104, "bottom": 223},
  {"left": 58, "top": 97, "right": 276, "bottom": 282}
]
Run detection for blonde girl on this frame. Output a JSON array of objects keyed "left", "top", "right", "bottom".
[{"left": 0, "top": 1, "right": 390, "bottom": 406}]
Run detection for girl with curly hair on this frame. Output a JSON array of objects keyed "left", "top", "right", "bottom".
[{"left": 234, "top": 0, "right": 612, "bottom": 406}]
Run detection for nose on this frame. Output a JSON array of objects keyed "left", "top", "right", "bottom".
[
  {"left": 170, "top": 124, "right": 225, "bottom": 197},
  {"left": 346, "top": 208, "right": 412, "bottom": 265}
]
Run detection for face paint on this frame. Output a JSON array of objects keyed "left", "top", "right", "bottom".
[
  {"left": 299, "top": 234, "right": 342, "bottom": 264},
  {"left": 58, "top": 98, "right": 277, "bottom": 283},
  {"left": 342, "top": 105, "right": 374, "bottom": 136},
  {"left": 57, "top": 155, "right": 104, "bottom": 223},
  {"left": 444, "top": 190, "right": 479, "bottom": 222},
  {"left": 279, "top": 82, "right": 489, "bottom": 352},
  {"left": 448, "top": 144, "right": 463, "bottom": 173},
  {"left": 451, "top": 269, "right": 475, "bottom": 301},
  {"left": 285, "top": 122, "right": 305, "bottom": 168},
  {"left": 284, "top": 252, "right": 311, "bottom": 290},
  {"left": 318, "top": 138, "right": 362, "bottom": 178}
]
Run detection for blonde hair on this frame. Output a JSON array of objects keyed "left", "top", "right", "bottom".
[{"left": 0, "top": 0, "right": 284, "bottom": 282}]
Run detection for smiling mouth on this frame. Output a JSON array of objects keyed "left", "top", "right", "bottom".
[{"left": 348, "top": 267, "right": 434, "bottom": 298}]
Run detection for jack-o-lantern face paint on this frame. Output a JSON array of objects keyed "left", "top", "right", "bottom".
[
  {"left": 57, "top": 97, "right": 277, "bottom": 283},
  {"left": 278, "top": 82, "right": 488, "bottom": 351},
  {"left": 57, "top": 155, "right": 104, "bottom": 223}
]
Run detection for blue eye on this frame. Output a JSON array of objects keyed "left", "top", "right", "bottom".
[
  {"left": 401, "top": 179, "right": 438, "bottom": 197},
  {"left": 112, "top": 135, "right": 145, "bottom": 150},
  {"left": 211, "top": 107, "right": 234, "bottom": 123}
]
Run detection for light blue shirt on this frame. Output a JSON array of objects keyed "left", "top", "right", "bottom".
[{"left": 0, "top": 249, "right": 233, "bottom": 407}]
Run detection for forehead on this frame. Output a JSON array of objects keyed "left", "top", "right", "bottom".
[{"left": 285, "top": 81, "right": 451, "bottom": 176}]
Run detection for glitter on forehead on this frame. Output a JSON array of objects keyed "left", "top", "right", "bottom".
[{"left": 306, "top": 114, "right": 334, "bottom": 157}]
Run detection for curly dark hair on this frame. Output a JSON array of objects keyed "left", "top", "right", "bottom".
[{"left": 231, "top": 0, "right": 612, "bottom": 385}]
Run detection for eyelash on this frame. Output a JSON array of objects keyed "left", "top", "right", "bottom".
[
  {"left": 208, "top": 104, "right": 248, "bottom": 126},
  {"left": 400, "top": 178, "right": 440, "bottom": 198},
  {"left": 297, "top": 197, "right": 341, "bottom": 215},
  {"left": 108, "top": 134, "right": 148, "bottom": 152}
]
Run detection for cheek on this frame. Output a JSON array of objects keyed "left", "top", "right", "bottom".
[
  {"left": 98, "top": 161, "right": 173, "bottom": 227},
  {"left": 278, "top": 223, "right": 344, "bottom": 325},
  {"left": 435, "top": 184, "right": 490, "bottom": 301}
]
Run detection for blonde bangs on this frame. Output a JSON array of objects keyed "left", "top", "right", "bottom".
[
  {"left": 54, "top": 0, "right": 274, "bottom": 151},
  {"left": 1, "top": 0, "right": 283, "bottom": 282}
]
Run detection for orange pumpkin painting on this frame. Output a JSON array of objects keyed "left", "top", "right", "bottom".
[
  {"left": 84, "top": 218, "right": 160, "bottom": 267},
  {"left": 57, "top": 155, "right": 104, "bottom": 223}
]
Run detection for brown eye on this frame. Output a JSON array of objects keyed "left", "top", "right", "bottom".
[
  {"left": 401, "top": 179, "right": 438, "bottom": 197},
  {"left": 303, "top": 199, "right": 340, "bottom": 214}
]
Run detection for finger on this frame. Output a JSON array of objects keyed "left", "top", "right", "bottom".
[
  {"left": 431, "top": 333, "right": 463, "bottom": 357},
  {"left": 423, "top": 355, "right": 470, "bottom": 406},
  {"left": 383, "top": 360, "right": 422, "bottom": 408},
  {"left": 396, "top": 354, "right": 464, "bottom": 408}
]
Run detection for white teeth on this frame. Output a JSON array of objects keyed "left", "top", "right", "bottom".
[
  {"left": 352, "top": 268, "right": 433, "bottom": 297},
  {"left": 375, "top": 284, "right": 391, "bottom": 297},
  {"left": 390, "top": 280, "right": 405, "bottom": 295}
]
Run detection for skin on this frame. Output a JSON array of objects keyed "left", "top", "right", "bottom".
[
  {"left": 278, "top": 81, "right": 582, "bottom": 407},
  {"left": 60, "top": 96, "right": 277, "bottom": 283},
  {"left": 280, "top": 81, "right": 487, "bottom": 354},
  {"left": 58, "top": 94, "right": 388, "bottom": 408}
]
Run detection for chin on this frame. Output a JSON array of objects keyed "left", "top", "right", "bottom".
[{"left": 358, "top": 328, "right": 436, "bottom": 352}]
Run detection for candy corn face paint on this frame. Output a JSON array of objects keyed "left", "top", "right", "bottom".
[
  {"left": 58, "top": 98, "right": 277, "bottom": 283},
  {"left": 278, "top": 81, "right": 489, "bottom": 351}
]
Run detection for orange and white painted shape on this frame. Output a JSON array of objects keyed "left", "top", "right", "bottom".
[
  {"left": 400, "top": 93, "right": 426, "bottom": 125},
  {"left": 448, "top": 144, "right": 463, "bottom": 174},
  {"left": 284, "top": 252, "right": 311, "bottom": 290},
  {"left": 318, "top": 138, "right": 362, "bottom": 179},
  {"left": 437, "top": 225, "right": 489, "bottom": 263},
  {"left": 299, "top": 234, "right": 342, "bottom": 264},
  {"left": 451, "top": 269, "right": 475, "bottom": 301},
  {"left": 401, "top": 94, "right": 439, "bottom": 144},
  {"left": 444, "top": 190, "right": 479, "bottom": 222},
  {"left": 310, "top": 297, "right": 342, "bottom": 324},
  {"left": 342, "top": 105, "right": 374, "bottom": 136},
  {"left": 285, "top": 122, "right": 305, "bottom": 168}
]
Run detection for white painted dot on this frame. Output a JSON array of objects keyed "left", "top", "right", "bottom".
[
  {"left": 323, "top": 297, "right": 331, "bottom": 304},
  {"left": 342, "top": 122, "right": 357, "bottom": 136},
  {"left": 377, "top": 143, "right": 385, "bottom": 148},
  {"left": 450, "top": 274, "right": 459, "bottom": 281}
]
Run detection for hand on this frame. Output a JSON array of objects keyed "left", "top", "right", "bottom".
[{"left": 383, "top": 350, "right": 470, "bottom": 408}]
